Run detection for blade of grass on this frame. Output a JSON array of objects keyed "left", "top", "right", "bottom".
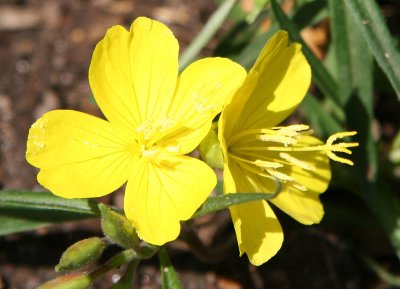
[
  {"left": 300, "top": 94, "right": 343, "bottom": 137},
  {"left": 0, "top": 190, "right": 99, "bottom": 235},
  {"left": 0, "top": 190, "right": 99, "bottom": 215},
  {"left": 328, "top": 0, "right": 352, "bottom": 105},
  {"left": 344, "top": 0, "right": 400, "bottom": 99},
  {"left": 179, "top": 0, "right": 239, "bottom": 70}
]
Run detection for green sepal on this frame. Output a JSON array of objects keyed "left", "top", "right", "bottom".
[
  {"left": 55, "top": 237, "right": 107, "bottom": 272},
  {"left": 99, "top": 204, "right": 140, "bottom": 249},
  {"left": 38, "top": 272, "right": 92, "bottom": 289},
  {"left": 198, "top": 125, "right": 224, "bottom": 169}
]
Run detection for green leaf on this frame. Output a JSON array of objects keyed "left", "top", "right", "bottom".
[
  {"left": 344, "top": 0, "right": 377, "bottom": 182},
  {"left": 191, "top": 191, "right": 279, "bottom": 219},
  {"left": 0, "top": 191, "right": 99, "bottom": 236},
  {"left": 300, "top": 94, "right": 343, "bottom": 137},
  {"left": 270, "top": 0, "right": 341, "bottom": 106},
  {"left": 344, "top": 0, "right": 400, "bottom": 99},
  {"left": 159, "top": 248, "right": 183, "bottom": 289},
  {"left": 328, "top": 0, "right": 352, "bottom": 105},
  {"left": 292, "top": 0, "right": 327, "bottom": 30}
]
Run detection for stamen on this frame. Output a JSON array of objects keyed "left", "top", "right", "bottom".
[
  {"left": 254, "top": 160, "right": 283, "bottom": 169},
  {"left": 272, "top": 124, "right": 310, "bottom": 136},
  {"left": 266, "top": 169, "right": 295, "bottom": 182},
  {"left": 279, "top": 152, "right": 316, "bottom": 171},
  {"left": 258, "top": 134, "right": 298, "bottom": 145},
  {"left": 259, "top": 125, "right": 312, "bottom": 146}
]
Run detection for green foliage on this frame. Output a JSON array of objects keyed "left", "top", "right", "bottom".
[
  {"left": 344, "top": 0, "right": 400, "bottom": 99},
  {"left": 0, "top": 190, "right": 99, "bottom": 235}
]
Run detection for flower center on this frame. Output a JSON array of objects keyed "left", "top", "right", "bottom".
[
  {"left": 228, "top": 125, "right": 358, "bottom": 190},
  {"left": 135, "top": 118, "right": 180, "bottom": 159}
]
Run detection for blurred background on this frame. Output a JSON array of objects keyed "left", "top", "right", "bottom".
[{"left": 1, "top": 0, "right": 400, "bottom": 288}]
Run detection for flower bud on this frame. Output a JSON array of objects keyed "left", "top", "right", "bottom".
[
  {"left": 56, "top": 237, "right": 107, "bottom": 272},
  {"left": 99, "top": 204, "right": 140, "bottom": 249}
]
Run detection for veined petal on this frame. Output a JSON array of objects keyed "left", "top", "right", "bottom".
[
  {"left": 124, "top": 154, "right": 216, "bottom": 245},
  {"left": 159, "top": 58, "right": 246, "bottom": 154},
  {"left": 89, "top": 17, "right": 179, "bottom": 131},
  {"left": 224, "top": 161, "right": 283, "bottom": 266},
  {"left": 26, "top": 110, "right": 138, "bottom": 198},
  {"left": 230, "top": 30, "right": 311, "bottom": 133}
]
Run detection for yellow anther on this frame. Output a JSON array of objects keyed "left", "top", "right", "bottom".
[
  {"left": 266, "top": 169, "right": 295, "bottom": 182},
  {"left": 258, "top": 134, "right": 298, "bottom": 145},
  {"left": 273, "top": 124, "right": 310, "bottom": 136},
  {"left": 254, "top": 160, "right": 283, "bottom": 169},
  {"left": 279, "top": 152, "right": 316, "bottom": 171},
  {"left": 325, "top": 131, "right": 359, "bottom": 165}
]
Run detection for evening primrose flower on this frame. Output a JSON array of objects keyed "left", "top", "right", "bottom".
[
  {"left": 26, "top": 17, "right": 246, "bottom": 245},
  {"left": 218, "top": 31, "right": 358, "bottom": 266}
]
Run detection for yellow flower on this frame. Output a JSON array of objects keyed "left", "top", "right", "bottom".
[
  {"left": 26, "top": 17, "right": 246, "bottom": 245},
  {"left": 218, "top": 31, "right": 358, "bottom": 266}
]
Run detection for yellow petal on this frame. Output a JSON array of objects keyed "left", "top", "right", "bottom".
[
  {"left": 26, "top": 110, "right": 137, "bottom": 198},
  {"left": 124, "top": 154, "right": 216, "bottom": 245},
  {"left": 226, "top": 30, "right": 311, "bottom": 134},
  {"left": 89, "top": 17, "right": 179, "bottom": 131},
  {"left": 224, "top": 162, "right": 283, "bottom": 266},
  {"left": 158, "top": 57, "right": 246, "bottom": 154}
]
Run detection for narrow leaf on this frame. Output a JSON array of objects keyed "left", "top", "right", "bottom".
[
  {"left": 328, "top": 0, "right": 352, "bottom": 105},
  {"left": 159, "top": 248, "right": 183, "bottom": 289},
  {"left": 344, "top": 0, "right": 400, "bottom": 99},
  {"left": 300, "top": 94, "right": 343, "bottom": 137},
  {"left": 179, "top": 0, "right": 239, "bottom": 70},
  {"left": 0, "top": 190, "right": 99, "bottom": 214},
  {"left": 191, "top": 191, "right": 278, "bottom": 219},
  {"left": 0, "top": 191, "right": 99, "bottom": 235}
]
